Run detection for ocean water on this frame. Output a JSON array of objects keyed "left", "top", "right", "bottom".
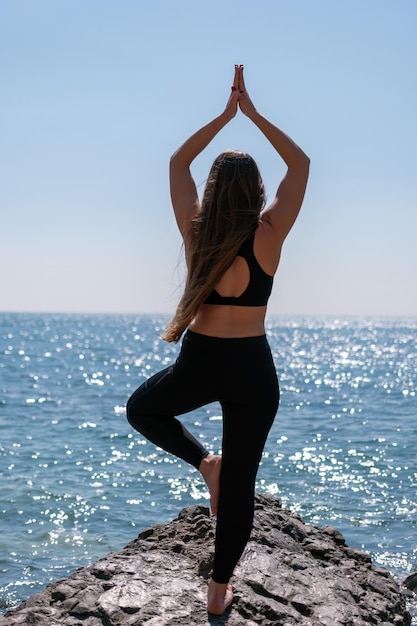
[{"left": 0, "top": 313, "right": 416, "bottom": 618}]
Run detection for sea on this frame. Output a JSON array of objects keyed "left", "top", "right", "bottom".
[{"left": 0, "top": 313, "right": 416, "bottom": 619}]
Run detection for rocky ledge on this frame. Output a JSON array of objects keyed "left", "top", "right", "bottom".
[{"left": 0, "top": 493, "right": 412, "bottom": 626}]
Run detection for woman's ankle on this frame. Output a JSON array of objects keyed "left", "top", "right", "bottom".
[{"left": 207, "top": 579, "right": 233, "bottom": 615}]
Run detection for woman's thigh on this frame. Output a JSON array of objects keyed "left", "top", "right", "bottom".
[{"left": 127, "top": 359, "right": 217, "bottom": 418}]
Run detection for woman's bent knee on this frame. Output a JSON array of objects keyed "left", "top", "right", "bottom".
[
  {"left": 126, "top": 394, "right": 141, "bottom": 429},
  {"left": 126, "top": 394, "right": 156, "bottom": 437}
]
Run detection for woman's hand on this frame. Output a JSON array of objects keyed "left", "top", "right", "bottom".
[
  {"left": 223, "top": 65, "right": 241, "bottom": 122},
  {"left": 236, "top": 65, "right": 257, "bottom": 118},
  {"left": 223, "top": 65, "right": 256, "bottom": 121}
]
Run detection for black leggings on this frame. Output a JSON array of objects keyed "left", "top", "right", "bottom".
[{"left": 126, "top": 329, "right": 279, "bottom": 584}]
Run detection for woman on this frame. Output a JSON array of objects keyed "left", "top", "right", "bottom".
[{"left": 127, "top": 65, "right": 309, "bottom": 615}]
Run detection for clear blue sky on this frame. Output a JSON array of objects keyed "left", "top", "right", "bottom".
[{"left": 1, "top": 0, "right": 416, "bottom": 316}]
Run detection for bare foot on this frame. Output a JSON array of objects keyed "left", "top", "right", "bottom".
[
  {"left": 207, "top": 579, "right": 234, "bottom": 615},
  {"left": 199, "top": 453, "right": 222, "bottom": 515}
]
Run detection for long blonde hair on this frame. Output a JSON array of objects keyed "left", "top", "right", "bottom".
[{"left": 162, "top": 151, "right": 266, "bottom": 343}]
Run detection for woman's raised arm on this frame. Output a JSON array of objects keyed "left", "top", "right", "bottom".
[
  {"left": 238, "top": 66, "right": 310, "bottom": 245},
  {"left": 169, "top": 67, "right": 240, "bottom": 240}
]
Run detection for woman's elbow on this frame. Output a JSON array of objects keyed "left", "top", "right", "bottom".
[
  {"left": 300, "top": 150, "right": 310, "bottom": 169},
  {"left": 298, "top": 153, "right": 310, "bottom": 181},
  {"left": 170, "top": 151, "right": 190, "bottom": 172},
  {"left": 290, "top": 149, "right": 310, "bottom": 172}
]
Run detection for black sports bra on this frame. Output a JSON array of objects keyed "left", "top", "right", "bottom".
[{"left": 203, "top": 234, "right": 273, "bottom": 307}]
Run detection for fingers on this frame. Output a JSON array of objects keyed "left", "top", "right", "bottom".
[
  {"left": 227, "top": 65, "right": 245, "bottom": 119},
  {"left": 233, "top": 64, "right": 239, "bottom": 90},
  {"left": 225, "top": 68, "right": 240, "bottom": 120},
  {"left": 232, "top": 64, "right": 244, "bottom": 92},
  {"left": 233, "top": 64, "right": 245, "bottom": 93},
  {"left": 239, "top": 65, "right": 245, "bottom": 92},
  {"left": 230, "top": 65, "right": 240, "bottom": 98}
]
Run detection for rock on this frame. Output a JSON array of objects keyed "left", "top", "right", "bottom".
[
  {"left": 403, "top": 572, "right": 417, "bottom": 593},
  {"left": 0, "top": 493, "right": 411, "bottom": 625}
]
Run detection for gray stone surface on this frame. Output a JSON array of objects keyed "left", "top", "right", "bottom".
[{"left": 0, "top": 493, "right": 412, "bottom": 625}]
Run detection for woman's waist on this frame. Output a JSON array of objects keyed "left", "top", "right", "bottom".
[{"left": 188, "top": 304, "right": 267, "bottom": 339}]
